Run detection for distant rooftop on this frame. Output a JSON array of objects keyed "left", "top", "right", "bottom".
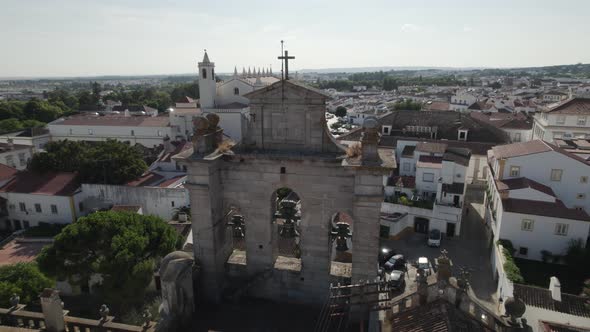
[
  {"left": 0, "top": 171, "right": 79, "bottom": 196},
  {"left": 51, "top": 115, "right": 170, "bottom": 127}
]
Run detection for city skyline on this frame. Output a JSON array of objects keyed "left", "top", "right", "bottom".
[{"left": 1, "top": 0, "right": 590, "bottom": 77}]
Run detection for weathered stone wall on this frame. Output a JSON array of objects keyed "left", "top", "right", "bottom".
[{"left": 81, "top": 184, "right": 189, "bottom": 220}]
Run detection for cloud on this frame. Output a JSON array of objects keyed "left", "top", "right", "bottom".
[
  {"left": 463, "top": 25, "right": 473, "bottom": 32},
  {"left": 401, "top": 23, "right": 421, "bottom": 33}
]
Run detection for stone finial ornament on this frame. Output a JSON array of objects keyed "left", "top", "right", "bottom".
[{"left": 99, "top": 304, "right": 109, "bottom": 320}]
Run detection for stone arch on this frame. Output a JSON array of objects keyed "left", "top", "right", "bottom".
[{"left": 270, "top": 187, "right": 303, "bottom": 266}]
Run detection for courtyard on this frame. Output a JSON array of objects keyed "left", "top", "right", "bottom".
[{"left": 380, "top": 186, "right": 498, "bottom": 309}]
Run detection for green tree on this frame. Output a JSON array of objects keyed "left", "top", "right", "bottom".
[
  {"left": 23, "top": 99, "right": 64, "bottom": 122},
  {"left": 335, "top": 106, "right": 347, "bottom": 117},
  {"left": 0, "top": 263, "right": 53, "bottom": 307},
  {"left": 0, "top": 101, "right": 25, "bottom": 120},
  {"left": 29, "top": 140, "right": 147, "bottom": 185},
  {"left": 21, "top": 119, "right": 46, "bottom": 128},
  {"left": 382, "top": 77, "right": 398, "bottom": 91},
  {"left": 0, "top": 118, "right": 24, "bottom": 133},
  {"left": 37, "top": 211, "right": 178, "bottom": 305}
]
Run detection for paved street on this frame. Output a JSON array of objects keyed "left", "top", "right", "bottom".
[{"left": 381, "top": 186, "right": 498, "bottom": 309}]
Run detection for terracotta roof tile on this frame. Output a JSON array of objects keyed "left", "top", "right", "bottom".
[
  {"left": 491, "top": 140, "right": 552, "bottom": 159},
  {"left": 496, "top": 177, "right": 555, "bottom": 197},
  {"left": 0, "top": 172, "right": 79, "bottom": 195},
  {"left": 416, "top": 142, "right": 447, "bottom": 154},
  {"left": 542, "top": 97, "right": 590, "bottom": 115},
  {"left": 53, "top": 115, "right": 169, "bottom": 127},
  {"left": 0, "top": 164, "right": 18, "bottom": 182},
  {"left": 514, "top": 283, "right": 590, "bottom": 318},
  {"left": 502, "top": 198, "right": 590, "bottom": 221}
]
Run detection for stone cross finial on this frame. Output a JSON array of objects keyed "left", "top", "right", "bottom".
[
  {"left": 40, "top": 288, "right": 65, "bottom": 332},
  {"left": 360, "top": 116, "right": 381, "bottom": 164}
]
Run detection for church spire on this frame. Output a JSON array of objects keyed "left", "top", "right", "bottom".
[
  {"left": 242, "top": 67, "right": 246, "bottom": 78},
  {"left": 202, "top": 50, "right": 211, "bottom": 64},
  {"left": 247, "top": 67, "right": 251, "bottom": 77},
  {"left": 233, "top": 66, "right": 238, "bottom": 78}
]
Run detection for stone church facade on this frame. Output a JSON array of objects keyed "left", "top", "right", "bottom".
[{"left": 180, "top": 79, "right": 394, "bottom": 305}]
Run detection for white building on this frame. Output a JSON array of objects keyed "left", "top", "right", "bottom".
[
  {"left": 470, "top": 112, "right": 533, "bottom": 143},
  {"left": 48, "top": 114, "right": 173, "bottom": 148},
  {"left": 0, "top": 141, "right": 33, "bottom": 170},
  {"left": 197, "top": 51, "right": 279, "bottom": 141},
  {"left": 532, "top": 97, "right": 590, "bottom": 142},
  {"left": 0, "top": 127, "right": 51, "bottom": 152},
  {"left": 542, "top": 90, "right": 569, "bottom": 103},
  {"left": 381, "top": 141, "right": 468, "bottom": 239},
  {"left": 485, "top": 140, "right": 590, "bottom": 261},
  {"left": 0, "top": 172, "right": 84, "bottom": 230},
  {"left": 450, "top": 91, "right": 477, "bottom": 112}
]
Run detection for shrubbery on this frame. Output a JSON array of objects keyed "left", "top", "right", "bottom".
[{"left": 497, "top": 239, "right": 524, "bottom": 283}]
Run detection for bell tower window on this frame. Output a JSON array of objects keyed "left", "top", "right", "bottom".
[
  {"left": 234, "top": 87, "right": 240, "bottom": 95},
  {"left": 202, "top": 68, "right": 207, "bottom": 79}
]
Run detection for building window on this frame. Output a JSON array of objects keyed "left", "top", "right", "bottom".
[
  {"left": 88, "top": 129, "right": 93, "bottom": 135},
  {"left": 280, "top": 167, "right": 286, "bottom": 174},
  {"left": 157, "top": 130, "right": 163, "bottom": 136},
  {"left": 171, "top": 201, "right": 175, "bottom": 207},
  {"left": 34, "top": 204, "right": 42, "bottom": 213},
  {"left": 423, "top": 173, "right": 434, "bottom": 182},
  {"left": 521, "top": 219, "right": 534, "bottom": 231},
  {"left": 555, "top": 223, "right": 568, "bottom": 236},
  {"left": 202, "top": 68, "right": 207, "bottom": 79},
  {"left": 5, "top": 155, "right": 15, "bottom": 168},
  {"left": 581, "top": 176, "right": 588, "bottom": 184},
  {"left": 18, "top": 153, "right": 26, "bottom": 166},
  {"left": 550, "top": 169, "right": 563, "bottom": 181},
  {"left": 51, "top": 205, "right": 58, "bottom": 214},
  {"left": 79, "top": 202, "right": 84, "bottom": 212},
  {"left": 509, "top": 166, "right": 520, "bottom": 177},
  {"left": 382, "top": 126, "right": 391, "bottom": 135},
  {"left": 577, "top": 193, "right": 586, "bottom": 199},
  {"left": 19, "top": 202, "right": 26, "bottom": 212},
  {"left": 577, "top": 116, "right": 586, "bottom": 126},
  {"left": 519, "top": 247, "right": 528, "bottom": 256},
  {"left": 131, "top": 130, "right": 135, "bottom": 136},
  {"left": 69, "top": 129, "right": 73, "bottom": 135},
  {"left": 513, "top": 133, "right": 521, "bottom": 142},
  {"left": 234, "top": 87, "right": 240, "bottom": 95},
  {"left": 23, "top": 220, "right": 30, "bottom": 229},
  {"left": 403, "top": 163, "right": 411, "bottom": 172},
  {"left": 556, "top": 116, "right": 566, "bottom": 125}
]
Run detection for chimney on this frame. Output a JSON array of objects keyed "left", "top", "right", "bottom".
[{"left": 549, "top": 276, "right": 561, "bottom": 302}]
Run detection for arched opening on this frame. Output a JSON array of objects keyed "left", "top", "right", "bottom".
[
  {"left": 234, "top": 87, "right": 240, "bottom": 95},
  {"left": 271, "top": 187, "right": 302, "bottom": 271},
  {"left": 202, "top": 68, "right": 207, "bottom": 79},
  {"left": 330, "top": 212, "right": 353, "bottom": 283},
  {"left": 226, "top": 206, "right": 247, "bottom": 267}
]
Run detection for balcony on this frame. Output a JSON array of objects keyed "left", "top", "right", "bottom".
[{"left": 384, "top": 194, "right": 434, "bottom": 210}]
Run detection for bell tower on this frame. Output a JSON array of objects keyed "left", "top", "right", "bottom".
[{"left": 198, "top": 50, "right": 216, "bottom": 109}]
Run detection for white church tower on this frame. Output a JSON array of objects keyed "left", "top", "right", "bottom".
[{"left": 198, "top": 51, "right": 216, "bottom": 109}]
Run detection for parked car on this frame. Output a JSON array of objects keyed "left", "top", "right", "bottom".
[
  {"left": 427, "top": 229, "right": 441, "bottom": 247},
  {"left": 417, "top": 257, "right": 431, "bottom": 276},
  {"left": 383, "top": 254, "right": 406, "bottom": 272},
  {"left": 385, "top": 270, "right": 405, "bottom": 290},
  {"left": 379, "top": 247, "right": 396, "bottom": 266}
]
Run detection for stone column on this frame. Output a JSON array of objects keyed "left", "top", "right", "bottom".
[
  {"left": 40, "top": 288, "right": 65, "bottom": 332},
  {"left": 159, "top": 251, "right": 195, "bottom": 330}
]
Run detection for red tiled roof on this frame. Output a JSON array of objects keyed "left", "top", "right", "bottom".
[
  {"left": 502, "top": 198, "right": 590, "bottom": 221},
  {"left": 426, "top": 101, "right": 450, "bottom": 112},
  {"left": 491, "top": 140, "right": 552, "bottom": 159},
  {"left": 470, "top": 112, "right": 533, "bottom": 130},
  {"left": 0, "top": 172, "right": 79, "bottom": 196},
  {"left": 542, "top": 97, "right": 590, "bottom": 115},
  {"left": 158, "top": 175, "right": 186, "bottom": 188},
  {"left": 0, "top": 164, "right": 18, "bottom": 182},
  {"left": 416, "top": 142, "right": 447, "bottom": 154},
  {"left": 496, "top": 177, "right": 555, "bottom": 197},
  {"left": 126, "top": 172, "right": 164, "bottom": 187},
  {"left": 514, "top": 283, "right": 590, "bottom": 318}
]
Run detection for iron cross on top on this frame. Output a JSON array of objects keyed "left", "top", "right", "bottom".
[{"left": 278, "top": 50, "right": 295, "bottom": 80}]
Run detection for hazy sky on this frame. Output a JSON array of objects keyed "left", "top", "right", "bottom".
[{"left": 1, "top": 0, "right": 589, "bottom": 77}]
